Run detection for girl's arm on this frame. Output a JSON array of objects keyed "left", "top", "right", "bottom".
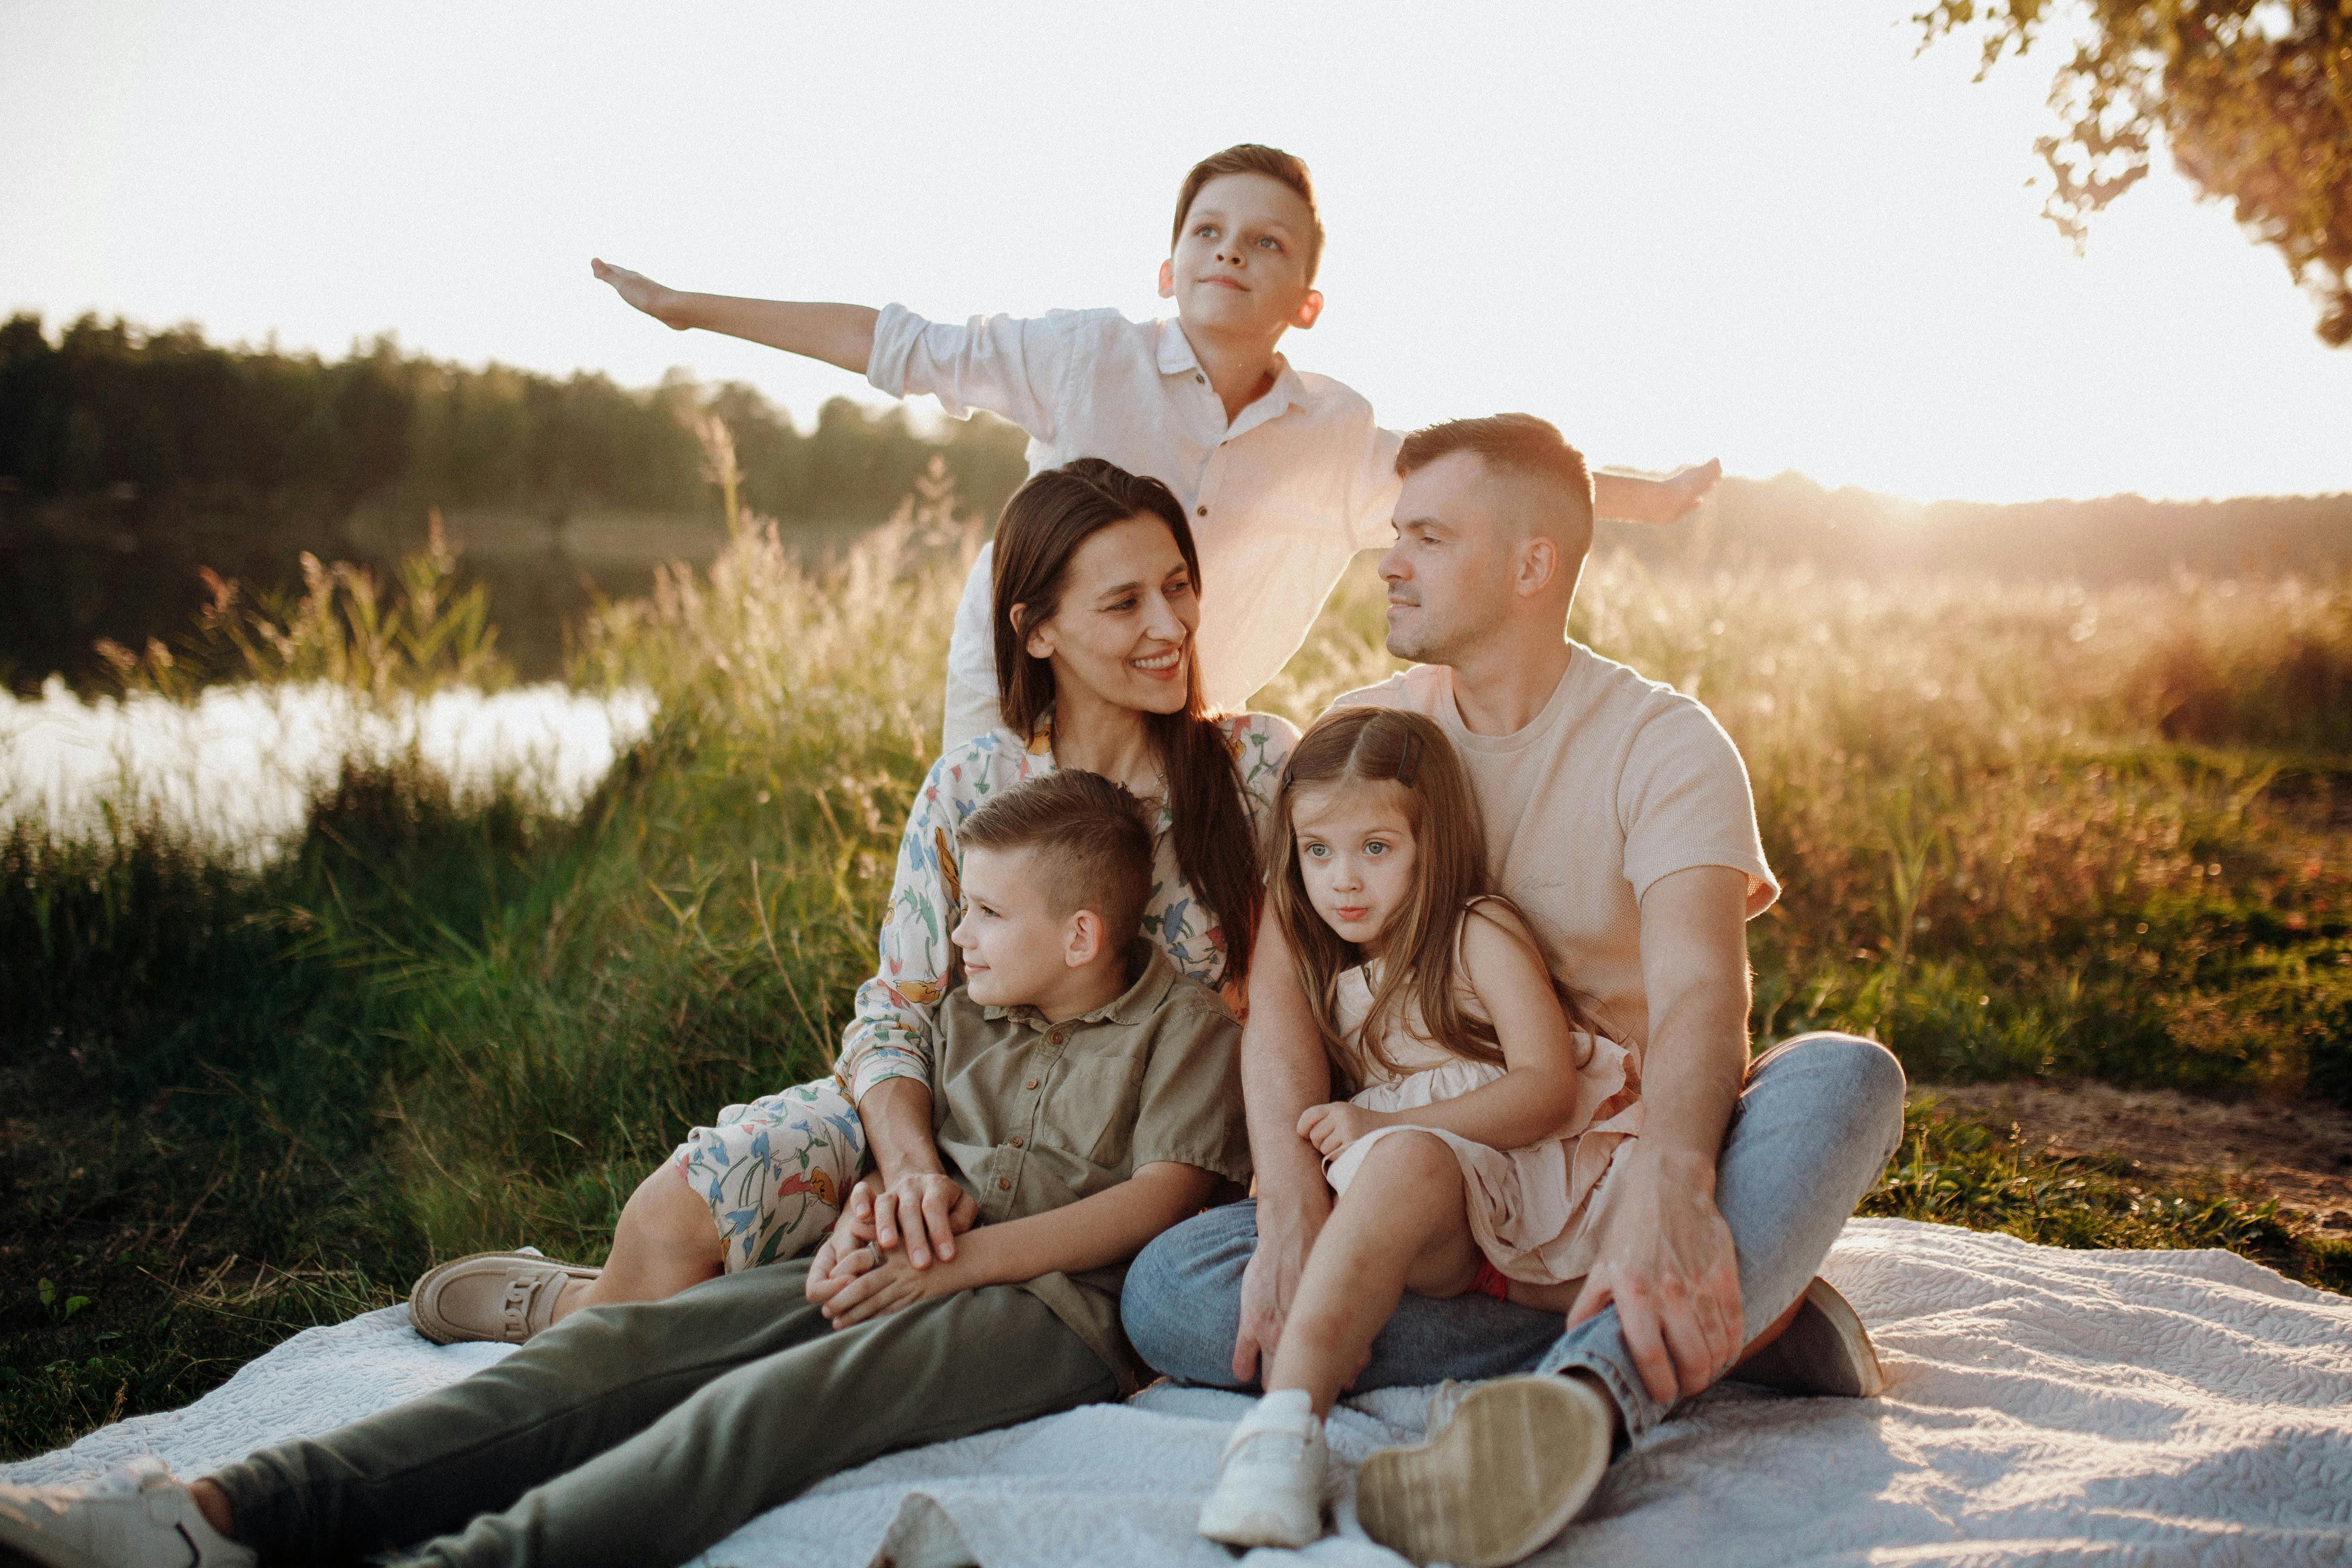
[
  {"left": 818, "top": 1161, "right": 1222, "bottom": 1326},
  {"left": 593, "top": 260, "right": 876, "bottom": 373},
  {"left": 1302, "top": 907, "right": 1580, "bottom": 1154}
]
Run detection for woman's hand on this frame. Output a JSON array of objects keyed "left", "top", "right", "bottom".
[
  {"left": 1296, "top": 1100, "right": 1386, "bottom": 1160},
  {"left": 803, "top": 1225, "right": 882, "bottom": 1308},
  {"left": 820, "top": 1242, "right": 963, "bottom": 1328},
  {"left": 860, "top": 1171, "right": 978, "bottom": 1270}
]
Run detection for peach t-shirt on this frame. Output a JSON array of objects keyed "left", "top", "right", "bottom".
[{"left": 1334, "top": 646, "right": 1778, "bottom": 1052}]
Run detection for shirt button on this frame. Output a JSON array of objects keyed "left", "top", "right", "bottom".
[
  {"left": 1048, "top": 1027, "right": 1068, "bottom": 1045},
  {"left": 997, "top": 1176, "right": 1012, "bottom": 1190},
  {"left": 1024, "top": 1077, "right": 1040, "bottom": 1090},
  {"left": 1010, "top": 1134, "right": 1025, "bottom": 1148},
  {"left": 1195, "top": 505, "right": 1207, "bottom": 517},
  {"left": 1195, "top": 373, "right": 1206, "bottom": 384}
]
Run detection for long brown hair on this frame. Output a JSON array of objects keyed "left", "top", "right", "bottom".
[
  {"left": 991, "top": 458, "right": 1261, "bottom": 988},
  {"left": 1271, "top": 707, "right": 1566, "bottom": 1089}
]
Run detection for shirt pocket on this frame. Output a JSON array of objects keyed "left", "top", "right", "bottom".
[{"left": 1038, "top": 1048, "right": 1150, "bottom": 1173}]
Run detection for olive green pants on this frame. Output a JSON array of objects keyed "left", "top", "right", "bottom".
[{"left": 209, "top": 1261, "right": 1119, "bottom": 1568}]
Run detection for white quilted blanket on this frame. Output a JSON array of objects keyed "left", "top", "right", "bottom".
[{"left": 9, "top": 1219, "right": 2349, "bottom": 1566}]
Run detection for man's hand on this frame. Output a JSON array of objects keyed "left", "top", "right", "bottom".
[
  {"left": 858, "top": 1171, "right": 978, "bottom": 1271},
  {"left": 590, "top": 259, "right": 691, "bottom": 330},
  {"left": 1232, "top": 1206, "right": 1320, "bottom": 1385},
  {"left": 820, "top": 1240, "right": 961, "bottom": 1328},
  {"left": 1565, "top": 1143, "right": 1742, "bottom": 1406},
  {"left": 1295, "top": 1101, "right": 1384, "bottom": 1160}
]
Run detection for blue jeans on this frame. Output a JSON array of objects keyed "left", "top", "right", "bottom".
[{"left": 1121, "top": 1032, "right": 1906, "bottom": 1439}]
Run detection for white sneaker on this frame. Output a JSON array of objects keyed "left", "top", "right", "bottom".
[
  {"left": 0, "top": 1457, "right": 257, "bottom": 1568},
  {"left": 1196, "top": 1388, "right": 1329, "bottom": 1550},
  {"left": 1356, "top": 1373, "right": 1614, "bottom": 1568}
]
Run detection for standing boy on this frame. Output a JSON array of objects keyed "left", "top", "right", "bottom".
[
  {"left": 0, "top": 772, "right": 1251, "bottom": 1568},
  {"left": 593, "top": 143, "right": 1721, "bottom": 747}
]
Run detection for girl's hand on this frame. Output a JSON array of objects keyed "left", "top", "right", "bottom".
[
  {"left": 820, "top": 1243, "right": 959, "bottom": 1328},
  {"left": 1296, "top": 1101, "right": 1385, "bottom": 1159},
  {"left": 803, "top": 1226, "right": 883, "bottom": 1307}
]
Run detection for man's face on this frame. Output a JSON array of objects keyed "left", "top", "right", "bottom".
[
  {"left": 1378, "top": 451, "right": 1518, "bottom": 666},
  {"left": 950, "top": 845, "right": 1074, "bottom": 1008},
  {"left": 1161, "top": 172, "right": 1320, "bottom": 339}
]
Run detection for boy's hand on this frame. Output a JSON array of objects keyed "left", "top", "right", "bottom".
[
  {"left": 820, "top": 1242, "right": 961, "bottom": 1328},
  {"left": 590, "top": 259, "right": 691, "bottom": 330},
  {"left": 1296, "top": 1101, "right": 1385, "bottom": 1160},
  {"left": 862, "top": 1172, "right": 978, "bottom": 1271}
]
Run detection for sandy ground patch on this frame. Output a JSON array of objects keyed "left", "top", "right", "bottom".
[{"left": 1919, "top": 1080, "right": 2352, "bottom": 1231}]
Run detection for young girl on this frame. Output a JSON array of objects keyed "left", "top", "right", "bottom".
[{"left": 1196, "top": 706, "right": 1640, "bottom": 1552}]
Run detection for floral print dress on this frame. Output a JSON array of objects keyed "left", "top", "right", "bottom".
[{"left": 673, "top": 708, "right": 1295, "bottom": 1271}]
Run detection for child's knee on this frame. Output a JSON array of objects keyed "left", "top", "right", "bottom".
[{"left": 1354, "top": 1129, "right": 1458, "bottom": 1187}]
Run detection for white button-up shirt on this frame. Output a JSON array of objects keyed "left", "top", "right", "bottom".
[{"left": 867, "top": 304, "right": 1402, "bottom": 747}]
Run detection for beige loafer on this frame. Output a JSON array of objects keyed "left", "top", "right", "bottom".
[
  {"left": 1356, "top": 1372, "right": 1613, "bottom": 1568},
  {"left": 1730, "top": 1276, "right": 1885, "bottom": 1398},
  {"left": 408, "top": 1249, "right": 600, "bottom": 1345}
]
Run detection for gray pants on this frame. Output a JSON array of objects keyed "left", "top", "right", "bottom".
[
  {"left": 210, "top": 1261, "right": 1119, "bottom": 1568},
  {"left": 1122, "top": 1032, "right": 1907, "bottom": 1438}
]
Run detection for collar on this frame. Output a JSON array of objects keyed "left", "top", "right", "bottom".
[
  {"left": 1155, "top": 320, "right": 1310, "bottom": 429},
  {"left": 980, "top": 941, "right": 1179, "bottom": 1030}
]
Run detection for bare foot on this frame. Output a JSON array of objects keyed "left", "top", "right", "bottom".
[
  {"left": 590, "top": 258, "right": 690, "bottom": 330},
  {"left": 189, "top": 1478, "right": 235, "bottom": 1538}
]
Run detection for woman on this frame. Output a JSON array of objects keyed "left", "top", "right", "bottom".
[{"left": 406, "top": 458, "right": 1297, "bottom": 1342}]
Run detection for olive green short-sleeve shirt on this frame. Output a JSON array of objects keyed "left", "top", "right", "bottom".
[{"left": 930, "top": 942, "right": 1250, "bottom": 1389}]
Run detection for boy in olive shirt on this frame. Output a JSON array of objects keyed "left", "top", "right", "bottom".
[{"left": 0, "top": 772, "right": 1249, "bottom": 1568}]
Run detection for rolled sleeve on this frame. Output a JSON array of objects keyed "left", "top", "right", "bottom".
[
  {"left": 1345, "top": 425, "right": 1407, "bottom": 553},
  {"left": 1127, "top": 990, "right": 1252, "bottom": 1185},
  {"left": 865, "top": 304, "right": 1073, "bottom": 441},
  {"left": 1616, "top": 702, "right": 1780, "bottom": 917},
  {"left": 836, "top": 756, "right": 969, "bottom": 1103}
]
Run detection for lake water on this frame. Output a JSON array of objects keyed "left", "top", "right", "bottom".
[{"left": 0, "top": 678, "right": 658, "bottom": 862}]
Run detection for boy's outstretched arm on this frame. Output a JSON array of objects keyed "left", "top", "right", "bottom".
[
  {"left": 815, "top": 1161, "right": 1219, "bottom": 1327},
  {"left": 1593, "top": 459, "right": 1723, "bottom": 527},
  {"left": 592, "top": 259, "right": 877, "bottom": 374}
]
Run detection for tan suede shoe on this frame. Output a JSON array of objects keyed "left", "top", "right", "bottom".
[
  {"left": 1730, "top": 1276, "right": 1886, "bottom": 1398},
  {"left": 407, "top": 1249, "right": 600, "bottom": 1345}
]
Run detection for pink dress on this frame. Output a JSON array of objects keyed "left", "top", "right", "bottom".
[{"left": 1322, "top": 936, "right": 1643, "bottom": 1286}]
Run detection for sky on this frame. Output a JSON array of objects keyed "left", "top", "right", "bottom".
[{"left": 3, "top": 0, "right": 2347, "bottom": 505}]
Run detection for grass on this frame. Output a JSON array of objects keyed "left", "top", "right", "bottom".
[{"left": 5, "top": 470, "right": 2349, "bottom": 1461}]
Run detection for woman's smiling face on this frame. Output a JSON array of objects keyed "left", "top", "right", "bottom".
[{"left": 1020, "top": 514, "right": 1199, "bottom": 717}]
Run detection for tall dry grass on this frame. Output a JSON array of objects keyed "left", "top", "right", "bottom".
[{"left": 7, "top": 466, "right": 2348, "bottom": 1457}]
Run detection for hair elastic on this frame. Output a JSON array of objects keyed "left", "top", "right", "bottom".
[{"left": 1394, "top": 728, "right": 1423, "bottom": 788}]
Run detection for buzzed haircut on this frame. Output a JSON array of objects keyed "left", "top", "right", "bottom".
[
  {"left": 1172, "top": 144, "right": 1326, "bottom": 286},
  {"left": 1396, "top": 414, "right": 1596, "bottom": 565},
  {"left": 955, "top": 770, "right": 1156, "bottom": 944}
]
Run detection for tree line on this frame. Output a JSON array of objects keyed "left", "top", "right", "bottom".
[
  {"left": 0, "top": 313, "right": 1029, "bottom": 685},
  {"left": 0, "top": 312, "right": 1029, "bottom": 523}
]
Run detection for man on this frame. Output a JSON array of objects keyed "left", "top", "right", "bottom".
[{"left": 1123, "top": 414, "right": 1907, "bottom": 1568}]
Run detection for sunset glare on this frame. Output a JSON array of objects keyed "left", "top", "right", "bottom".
[{"left": 4, "top": 0, "right": 2347, "bottom": 504}]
